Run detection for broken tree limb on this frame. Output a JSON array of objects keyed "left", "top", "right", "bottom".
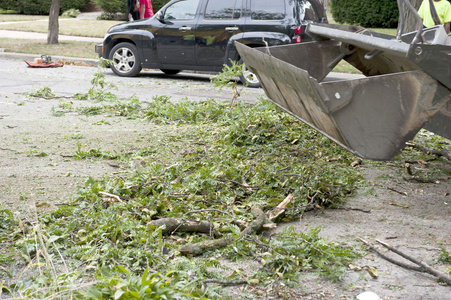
[
  {"left": 240, "top": 206, "right": 266, "bottom": 237},
  {"left": 147, "top": 218, "right": 213, "bottom": 235},
  {"left": 267, "top": 194, "right": 293, "bottom": 223},
  {"left": 359, "top": 238, "right": 451, "bottom": 286},
  {"left": 376, "top": 239, "right": 451, "bottom": 286},
  {"left": 408, "top": 143, "right": 451, "bottom": 161},
  {"left": 99, "top": 191, "right": 123, "bottom": 203},
  {"left": 386, "top": 186, "right": 408, "bottom": 196},
  {"left": 179, "top": 206, "right": 266, "bottom": 256},
  {"left": 359, "top": 238, "right": 423, "bottom": 272},
  {"left": 405, "top": 159, "right": 451, "bottom": 173}
]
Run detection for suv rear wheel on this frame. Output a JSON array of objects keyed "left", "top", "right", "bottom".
[
  {"left": 239, "top": 59, "right": 260, "bottom": 88},
  {"left": 110, "top": 42, "right": 142, "bottom": 77}
]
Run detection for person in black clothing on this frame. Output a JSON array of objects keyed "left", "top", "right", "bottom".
[{"left": 128, "top": 0, "right": 140, "bottom": 21}]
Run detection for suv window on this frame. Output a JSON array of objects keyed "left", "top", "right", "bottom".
[
  {"left": 204, "top": 0, "right": 242, "bottom": 19},
  {"left": 250, "top": 0, "right": 285, "bottom": 20},
  {"left": 164, "top": 0, "right": 200, "bottom": 20}
]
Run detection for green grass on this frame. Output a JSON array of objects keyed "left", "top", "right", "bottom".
[
  {"left": 0, "top": 14, "right": 47, "bottom": 22},
  {"left": 0, "top": 18, "right": 121, "bottom": 38},
  {"left": 0, "top": 14, "right": 120, "bottom": 58},
  {"left": 0, "top": 38, "right": 99, "bottom": 59},
  {"left": 372, "top": 28, "right": 397, "bottom": 35}
]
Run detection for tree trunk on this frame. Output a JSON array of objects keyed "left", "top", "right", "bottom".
[
  {"left": 398, "top": 0, "right": 422, "bottom": 34},
  {"left": 47, "top": 0, "right": 60, "bottom": 44}
]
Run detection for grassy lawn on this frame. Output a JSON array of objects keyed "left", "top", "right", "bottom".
[
  {"left": 0, "top": 14, "right": 121, "bottom": 58},
  {"left": 0, "top": 17, "right": 121, "bottom": 38},
  {"left": 0, "top": 38, "right": 99, "bottom": 59},
  {"left": 0, "top": 14, "right": 47, "bottom": 22}
]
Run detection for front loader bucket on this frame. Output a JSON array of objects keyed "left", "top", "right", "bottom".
[{"left": 236, "top": 21, "right": 451, "bottom": 160}]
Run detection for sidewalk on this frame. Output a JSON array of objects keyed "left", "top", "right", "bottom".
[
  {"left": 0, "top": 29, "right": 103, "bottom": 43},
  {"left": 0, "top": 12, "right": 104, "bottom": 65},
  {"left": 0, "top": 12, "right": 104, "bottom": 43}
]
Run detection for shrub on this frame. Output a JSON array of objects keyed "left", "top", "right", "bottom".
[
  {"left": 96, "top": 0, "right": 170, "bottom": 17},
  {"left": 331, "top": 0, "right": 399, "bottom": 28},
  {"left": 152, "top": 0, "right": 171, "bottom": 12},
  {"left": 96, "top": 0, "right": 126, "bottom": 14},
  {"left": 62, "top": 8, "right": 81, "bottom": 18},
  {"left": 0, "top": 0, "right": 90, "bottom": 15}
]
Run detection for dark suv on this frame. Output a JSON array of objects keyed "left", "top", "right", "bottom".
[{"left": 95, "top": 0, "right": 327, "bottom": 87}]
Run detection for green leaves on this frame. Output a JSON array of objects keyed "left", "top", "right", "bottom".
[
  {"left": 44, "top": 95, "right": 363, "bottom": 280},
  {"left": 210, "top": 60, "right": 244, "bottom": 89},
  {"left": 88, "top": 267, "right": 208, "bottom": 299},
  {"left": 2, "top": 71, "right": 371, "bottom": 298},
  {"left": 438, "top": 247, "right": 451, "bottom": 264},
  {"left": 260, "top": 226, "right": 361, "bottom": 282},
  {"left": 25, "top": 86, "right": 56, "bottom": 99}
]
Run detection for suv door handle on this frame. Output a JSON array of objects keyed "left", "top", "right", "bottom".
[
  {"left": 225, "top": 27, "right": 239, "bottom": 31},
  {"left": 179, "top": 26, "right": 192, "bottom": 31}
]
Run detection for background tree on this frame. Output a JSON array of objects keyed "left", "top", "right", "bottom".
[
  {"left": 398, "top": 0, "right": 422, "bottom": 33},
  {"left": 0, "top": 0, "right": 90, "bottom": 15},
  {"left": 47, "top": 0, "right": 60, "bottom": 44},
  {"left": 330, "top": 0, "right": 442, "bottom": 29}
]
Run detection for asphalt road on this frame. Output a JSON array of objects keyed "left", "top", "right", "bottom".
[
  {"left": 0, "top": 56, "right": 267, "bottom": 103},
  {"left": 0, "top": 54, "right": 363, "bottom": 106}
]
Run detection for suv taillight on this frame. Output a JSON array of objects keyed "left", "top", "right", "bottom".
[{"left": 294, "top": 26, "right": 302, "bottom": 43}]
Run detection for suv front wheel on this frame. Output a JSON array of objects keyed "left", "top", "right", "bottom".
[
  {"left": 239, "top": 59, "right": 260, "bottom": 88},
  {"left": 110, "top": 42, "right": 142, "bottom": 77}
]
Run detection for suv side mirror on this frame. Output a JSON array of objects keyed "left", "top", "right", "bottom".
[{"left": 156, "top": 11, "right": 164, "bottom": 21}]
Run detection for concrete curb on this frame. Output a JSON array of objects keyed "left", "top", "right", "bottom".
[{"left": 0, "top": 51, "right": 100, "bottom": 66}]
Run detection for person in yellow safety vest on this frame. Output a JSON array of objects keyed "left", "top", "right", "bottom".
[{"left": 418, "top": 0, "right": 451, "bottom": 33}]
